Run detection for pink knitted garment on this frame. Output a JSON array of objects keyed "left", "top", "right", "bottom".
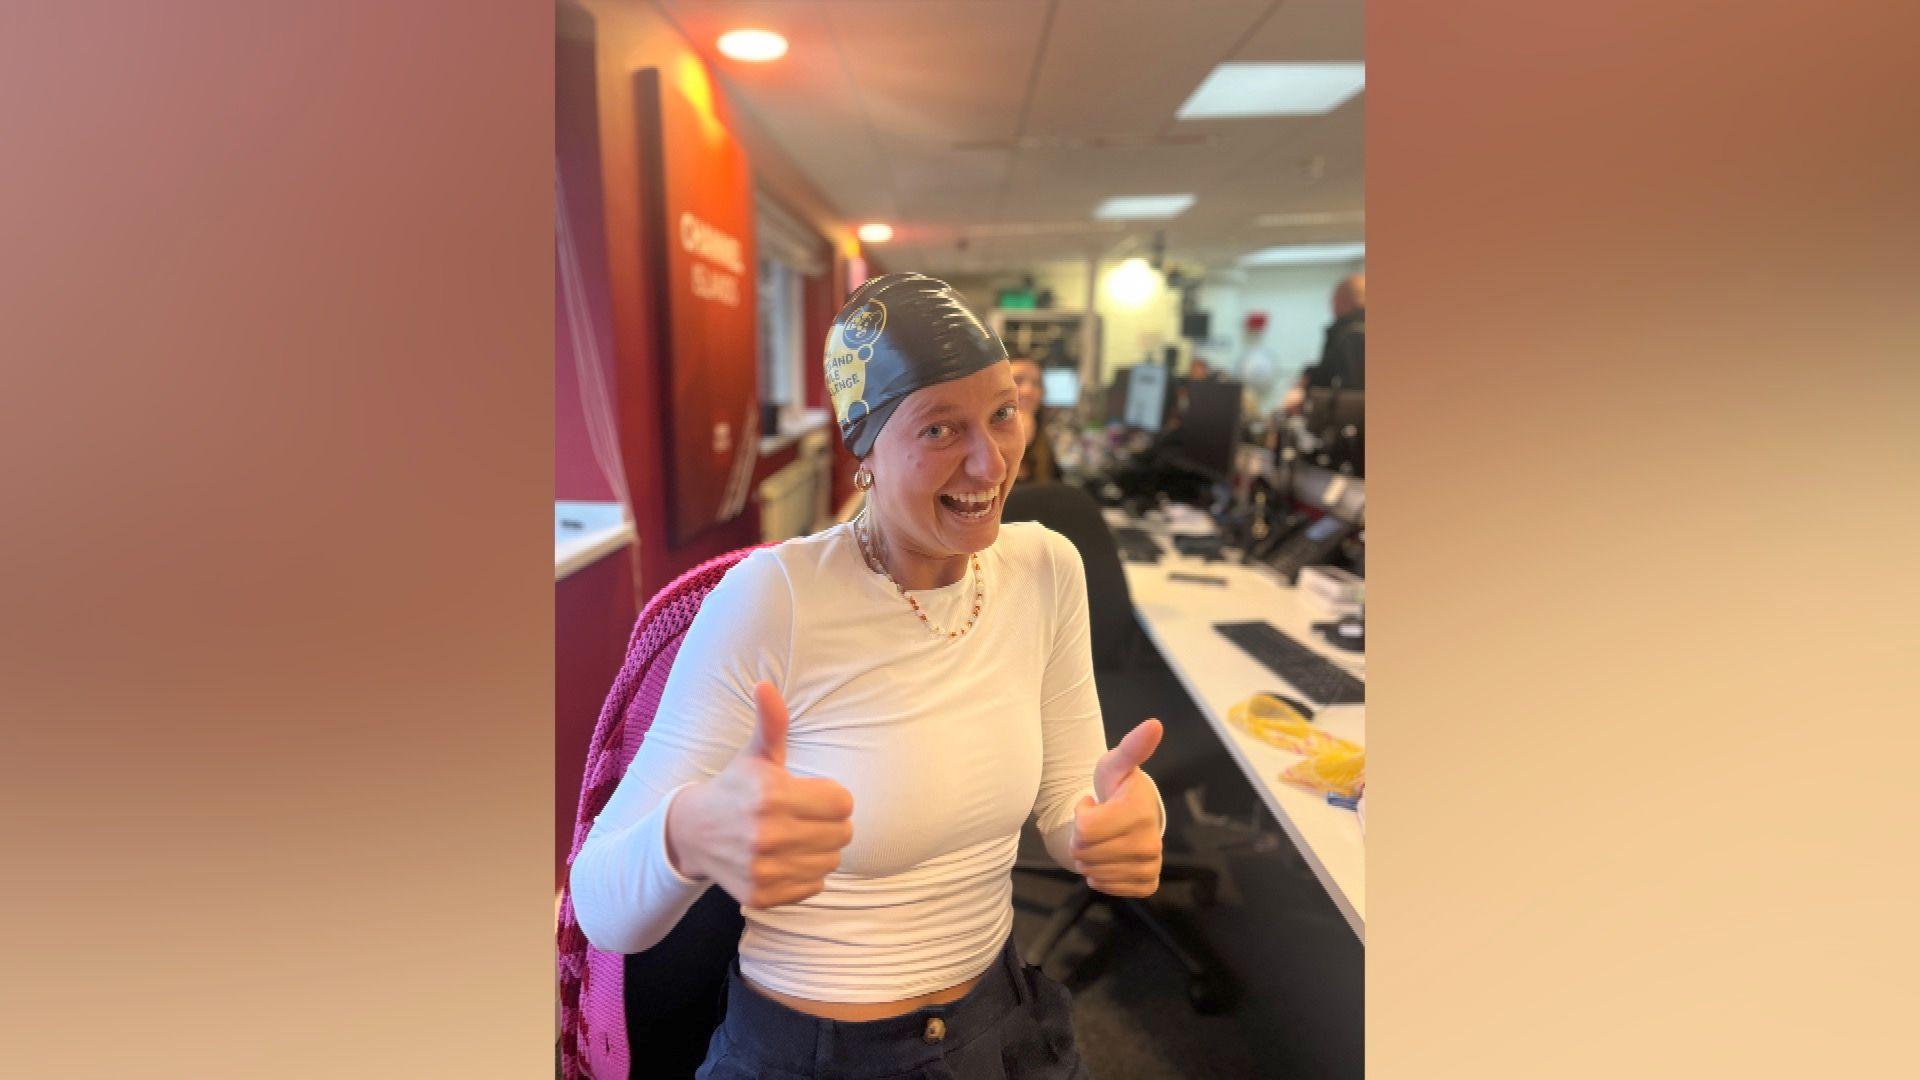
[{"left": 557, "top": 547, "right": 761, "bottom": 1080}]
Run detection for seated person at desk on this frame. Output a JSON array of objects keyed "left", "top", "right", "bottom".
[
  {"left": 571, "top": 273, "right": 1166, "bottom": 1080},
  {"left": 1273, "top": 273, "right": 1365, "bottom": 473},
  {"left": 1106, "top": 422, "right": 1211, "bottom": 508},
  {"left": 1009, "top": 354, "right": 1061, "bottom": 484},
  {"left": 1279, "top": 272, "right": 1366, "bottom": 415},
  {"left": 1104, "top": 374, "right": 1226, "bottom": 508}
]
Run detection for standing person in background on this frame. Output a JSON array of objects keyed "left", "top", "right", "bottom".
[
  {"left": 1281, "top": 272, "right": 1367, "bottom": 414},
  {"left": 1009, "top": 356, "right": 1061, "bottom": 484},
  {"left": 1234, "top": 313, "right": 1278, "bottom": 411},
  {"left": 1310, "top": 272, "right": 1366, "bottom": 392}
]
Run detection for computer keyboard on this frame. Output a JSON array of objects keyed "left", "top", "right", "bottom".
[
  {"left": 1213, "top": 620, "right": 1365, "bottom": 706},
  {"left": 1171, "top": 534, "right": 1225, "bottom": 561},
  {"left": 1110, "top": 526, "right": 1165, "bottom": 564}
]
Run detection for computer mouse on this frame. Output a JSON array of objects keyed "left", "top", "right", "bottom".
[
  {"left": 1265, "top": 693, "right": 1316, "bottom": 721},
  {"left": 1315, "top": 618, "right": 1365, "bottom": 652}
]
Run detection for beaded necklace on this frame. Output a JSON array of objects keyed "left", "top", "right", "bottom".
[{"left": 853, "top": 507, "right": 984, "bottom": 641}]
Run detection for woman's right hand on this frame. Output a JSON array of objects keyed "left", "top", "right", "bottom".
[{"left": 665, "top": 681, "right": 856, "bottom": 910}]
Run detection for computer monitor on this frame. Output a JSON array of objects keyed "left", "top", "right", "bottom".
[
  {"left": 1122, "top": 363, "right": 1169, "bottom": 433},
  {"left": 1104, "top": 368, "right": 1130, "bottom": 425},
  {"left": 1041, "top": 368, "right": 1080, "bottom": 408},
  {"left": 1170, "top": 376, "right": 1243, "bottom": 478}
]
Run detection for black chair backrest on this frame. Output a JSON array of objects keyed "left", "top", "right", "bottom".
[
  {"left": 1002, "top": 482, "right": 1138, "bottom": 669},
  {"left": 623, "top": 887, "right": 742, "bottom": 1079}
]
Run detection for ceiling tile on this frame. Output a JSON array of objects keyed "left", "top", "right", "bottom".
[
  {"left": 663, "top": 0, "right": 1364, "bottom": 271},
  {"left": 1234, "top": 0, "right": 1365, "bottom": 62}
]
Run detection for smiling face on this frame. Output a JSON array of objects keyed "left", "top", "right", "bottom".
[{"left": 863, "top": 361, "right": 1025, "bottom": 584}]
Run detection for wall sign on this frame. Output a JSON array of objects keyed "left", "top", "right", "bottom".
[{"left": 635, "top": 67, "right": 758, "bottom": 546}]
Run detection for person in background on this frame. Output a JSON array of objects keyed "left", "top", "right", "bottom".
[
  {"left": 1009, "top": 355, "right": 1061, "bottom": 484},
  {"left": 1281, "top": 272, "right": 1367, "bottom": 414},
  {"left": 572, "top": 274, "right": 1163, "bottom": 1080},
  {"left": 1235, "top": 313, "right": 1278, "bottom": 410}
]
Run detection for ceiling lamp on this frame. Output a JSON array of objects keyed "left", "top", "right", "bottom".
[
  {"left": 717, "top": 29, "right": 788, "bottom": 62},
  {"left": 1107, "top": 258, "right": 1160, "bottom": 307}
]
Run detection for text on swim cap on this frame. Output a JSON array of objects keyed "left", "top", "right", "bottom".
[{"left": 825, "top": 300, "right": 881, "bottom": 424}]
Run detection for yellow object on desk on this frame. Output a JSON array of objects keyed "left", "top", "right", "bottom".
[
  {"left": 1282, "top": 744, "right": 1366, "bottom": 798},
  {"left": 1226, "top": 693, "right": 1347, "bottom": 754},
  {"left": 1227, "top": 693, "right": 1366, "bottom": 798}
]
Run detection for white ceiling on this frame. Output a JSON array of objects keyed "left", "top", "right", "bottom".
[{"left": 655, "top": 0, "right": 1364, "bottom": 275}]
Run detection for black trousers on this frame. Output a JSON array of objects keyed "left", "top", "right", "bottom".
[{"left": 694, "top": 936, "right": 1092, "bottom": 1080}]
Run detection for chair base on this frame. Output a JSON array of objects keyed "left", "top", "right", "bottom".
[{"left": 1013, "top": 860, "right": 1234, "bottom": 1014}]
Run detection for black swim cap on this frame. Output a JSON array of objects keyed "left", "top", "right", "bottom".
[{"left": 824, "top": 272, "right": 1008, "bottom": 459}]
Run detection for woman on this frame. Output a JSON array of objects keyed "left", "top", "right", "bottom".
[
  {"left": 571, "top": 273, "right": 1165, "bottom": 1080},
  {"left": 1009, "top": 355, "right": 1062, "bottom": 484}
]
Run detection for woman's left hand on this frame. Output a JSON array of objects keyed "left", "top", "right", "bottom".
[{"left": 1069, "top": 719, "right": 1164, "bottom": 897}]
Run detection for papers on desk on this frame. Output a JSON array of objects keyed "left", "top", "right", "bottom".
[
  {"left": 1158, "top": 503, "right": 1215, "bottom": 533},
  {"left": 1299, "top": 565, "right": 1364, "bottom": 612}
]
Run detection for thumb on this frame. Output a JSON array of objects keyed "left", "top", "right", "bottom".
[
  {"left": 1093, "top": 718, "right": 1162, "bottom": 802},
  {"left": 1071, "top": 794, "right": 1097, "bottom": 841},
  {"left": 744, "top": 681, "right": 789, "bottom": 768}
]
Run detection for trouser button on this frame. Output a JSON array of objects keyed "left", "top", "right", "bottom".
[{"left": 923, "top": 1016, "right": 946, "bottom": 1044}]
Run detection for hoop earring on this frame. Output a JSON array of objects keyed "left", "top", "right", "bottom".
[{"left": 855, "top": 469, "right": 873, "bottom": 491}]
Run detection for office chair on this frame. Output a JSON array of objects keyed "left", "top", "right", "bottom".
[
  {"left": 1002, "top": 482, "right": 1233, "bottom": 1013},
  {"left": 557, "top": 547, "right": 762, "bottom": 1080}
]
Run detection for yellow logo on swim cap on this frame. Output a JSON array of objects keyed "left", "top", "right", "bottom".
[{"left": 826, "top": 299, "right": 885, "bottom": 427}]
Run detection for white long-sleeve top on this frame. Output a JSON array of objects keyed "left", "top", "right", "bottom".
[{"left": 569, "top": 520, "right": 1121, "bottom": 1002}]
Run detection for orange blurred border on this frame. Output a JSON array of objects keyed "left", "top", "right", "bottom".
[
  {"left": 2, "top": 3, "right": 552, "bottom": 1075},
  {"left": 1369, "top": 1, "right": 1920, "bottom": 1075},
  {"left": 5, "top": 1, "right": 1917, "bottom": 1076}
]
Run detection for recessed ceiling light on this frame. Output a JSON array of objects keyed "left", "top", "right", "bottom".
[
  {"left": 1094, "top": 195, "right": 1195, "bottom": 221},
  {"left": 856, "top": 223, "right": 894, "bottom": 244},
  {"left": 1177, "top": 63, "right": 1364, "bottom": 119},
  {"left": 1240, "top": 242, "right": 1366, "bottom": 267},
  {"left": 717, "top": 29, "right": 788, "bottom": 62},
  {"left": 961, "top": 221, "right": 1126, "bottom": 239},
  {"left": 1254, "top": 210, "right": 1366, "bottom": 228}
]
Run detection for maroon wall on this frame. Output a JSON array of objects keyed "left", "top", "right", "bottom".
[{"left": 554, "top": 548, "right": 636, "bottom": 888}]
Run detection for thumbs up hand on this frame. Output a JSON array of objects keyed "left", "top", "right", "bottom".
[
  {"left": 665, "top": 682, "right": 856, "bottom": 910},
  {"left": 1068, "top": 718, "right": 1165, "bottom": 898}
]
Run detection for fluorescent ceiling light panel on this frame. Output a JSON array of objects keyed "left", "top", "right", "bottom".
[
  {"left": 1094, "top": 195, "right": 1195, "bottom": 221},
  {"left": 1177, "top": 63, "right": 1365, "bottom": 119},
  {"left": 1240, "top": 243, "right": 1366, "bottom": 267},
  {"left": 1254, "top": 210, "right": 1366, "bottom": 228}
]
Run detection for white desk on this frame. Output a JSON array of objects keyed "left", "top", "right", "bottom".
[
  {"left": 556, "top": 501, "right": 635, "bottom": 580},
  {"left": 1109, "top": 508, "right": 1367, "bottom": 941}
]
